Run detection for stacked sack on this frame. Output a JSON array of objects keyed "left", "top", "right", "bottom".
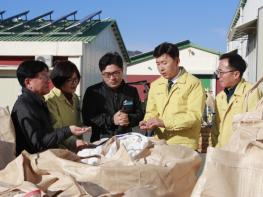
[
  {"left": 198, "top": 90, "right": 215, "bottom": 153},
  {"left": 198, "top": 126, "right": 212, "bottom": 153},
  {"left": 0, "top": 132, "right": 201, "bottom": 197}
]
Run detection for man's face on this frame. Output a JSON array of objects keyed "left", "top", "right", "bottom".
[
  {"left": 217, "top": 58, "right": 240, "bottom": 89},
  {"left": 101, "top": 64, "right": 123, "bottom": 89},
  {"left": 156, "top": 54, "right": 180, "bottom": 80},
  {"left": 27, "top": 69, "right": 50, "bottom": 95}
]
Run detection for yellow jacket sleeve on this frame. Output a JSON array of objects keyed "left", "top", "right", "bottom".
[
  {"left": 211, "top": 105, "right": 220, "bottom": 147},
  {"left": 144, "top": 85, "right": 159, "bottom": 121}
]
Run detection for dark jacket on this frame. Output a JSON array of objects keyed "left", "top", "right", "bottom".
[
  {"left": 82, "top": 81, "right": 144, "bottom": 141},
  {"left": 11, "top": 88, "right": 72, "bottom": 156}
]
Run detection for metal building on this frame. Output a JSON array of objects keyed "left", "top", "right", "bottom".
[
  {"left": 0, "top": 10, "right": 129, "bottom": 109},
  {"left": 228, "top": 0, "right": 263, "bottom": 85}
]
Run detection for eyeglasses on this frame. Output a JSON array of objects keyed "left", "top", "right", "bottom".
[
  {"left": 35, "top": 75, "right": 50, "bottom": 81},
  {"left": 214, "top": 69, "right": 236, "bottom": 76},
  {"left": 66, "top": 77, "right": 79, "bottom": 84},
  {"left": 102, "top": 70, "right": 122, "bottom": 78}
]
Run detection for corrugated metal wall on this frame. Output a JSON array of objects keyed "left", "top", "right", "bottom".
[
  {"left": 257, "top": 6, "right": 263, "bottom": 88},
  {"left": 247, "top": 34, "right": 257, "bottom": 83},
  {"left": 81, "top": 25, "right": 127, "bottom": 100}
]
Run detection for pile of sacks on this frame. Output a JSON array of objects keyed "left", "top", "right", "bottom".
[{"left": 0, "top": 132, "right": 201, "bottom": 197}]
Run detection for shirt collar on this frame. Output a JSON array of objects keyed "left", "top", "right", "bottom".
[
  {"left": 223, "top": 79, "right": 244, "bottom": 103},
  {"left": 232, "top": 78, "right": 245, "bottom": 96},
  {"left": 170, "top": 67, "right": 182, "bottom": 84},
  {"left": 224, "top": 85, "right": 237, "bottom": 95},
  {"left": 52, "top": 87, "right": 67, "bottom": 101},
  {"left": 158, "top": 67, "right": 187, "bottom": 85}
]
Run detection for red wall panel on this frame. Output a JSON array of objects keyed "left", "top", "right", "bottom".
[
  {"left": 0, "top": 56, "right": 34, "bottom": 66},
  {"left": 126, "top": 75, "right": 159, "bottom": 102}
]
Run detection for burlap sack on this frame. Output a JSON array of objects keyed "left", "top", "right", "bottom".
[
  {"left": 191, "top": 146, "right": 263, "bottom": 197},
  {"left": 0, "top": 140, "right": 201, "bottom": 197},
  {"left": 191, "top": 78, "right": 263, "bottom": 197},
  {"left": 0, "top": 106, "right": 16, "bottom": 170},
  {"left": 223, "top": 76, "right": 263, "bottom": 153}
]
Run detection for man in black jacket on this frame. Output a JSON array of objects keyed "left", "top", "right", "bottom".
[
  {"left": 82, "top": 52, "right": 144, "bottom": 141},
  {"left": 11, "top": 60, "right": 90, "bottom": 156}
]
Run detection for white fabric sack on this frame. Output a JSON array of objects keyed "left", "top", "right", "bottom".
[{"left": 78, "top": 132, "right": 150, "bottom": 165}]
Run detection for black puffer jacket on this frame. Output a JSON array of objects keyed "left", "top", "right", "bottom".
[
  {"left": 82, "top": 81, "right": 144, "bottom": 142},
  {"left": 11, "top": 88, "right": 72, "bottom": 156}
]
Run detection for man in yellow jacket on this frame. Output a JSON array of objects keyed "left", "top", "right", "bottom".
[
  {"left": 212, "top": 52, "right": 262, "bottom": 147},
  {"left": 139, "top": 42, "right": 205, "bottom": 150}
]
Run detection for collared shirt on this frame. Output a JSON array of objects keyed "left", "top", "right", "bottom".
[
  {"left": 169, "top": 67, "right": 182, "bottom": 87},
  {"left": 224, "top": 85, "right": 237, "bottom": 103}
]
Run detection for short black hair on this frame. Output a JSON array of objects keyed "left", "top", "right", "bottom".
[
  {"left": 99, "top": 52, "right": 123, "bottom": 72},
  {"left": 153, "top": 42, "right": 179, "bottom": 59},
  {"left": 50, "top": 60, "right": 80, "bottom": 88},
  {"left": 219, "top": 52, "right": 247, "bottom": 77},
  {"left": 17, "top": 60, "right": 49, "bottom": 87}
]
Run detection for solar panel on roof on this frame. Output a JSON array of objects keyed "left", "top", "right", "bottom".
[
  {"left": 7, "top": 11, "right": 54, "bottom": 31},
  {"left": 0, "top": 10, "right": 5, "bottom": 21},
  {"left": 25, "top": 10, "right": 53, "bottom": 23},
  {"left": 36, "top": 10, "right": 77, "bottom": 31},
  {"left": 65, "top": 10, "right": 102, "bottom": 30},
  {"left": 2, "top": 10, "right": 29, "bottom": 22}
]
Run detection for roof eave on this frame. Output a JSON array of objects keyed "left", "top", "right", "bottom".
[
  {"left": 109, "top": 20, "right": 130, "bottom": 63},
  {"left": 128, "top": 40, "right": 221, "bottom": 65},
  {"left": 227, "top": 0, "right": 248, "bottom": 39},
  {"left": 228, "top": 18, "right": 257, "bottom": 41}
]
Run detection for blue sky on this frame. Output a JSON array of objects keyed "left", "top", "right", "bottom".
[{"left": 1, "top": 0, "right": 239, "bottom": 53}]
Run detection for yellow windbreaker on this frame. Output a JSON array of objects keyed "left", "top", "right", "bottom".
[
  {"left": 212, "top": 79, "right": 262, "bottom": 147},
  {"left": 45, "top": 87, "right": 81, "bottom": 128},
  {"left": 45, "top": 87, "right": 82, "bottom": 150},
  {"left": 144, "top": 67, "right": 205, "bottom": 149}
]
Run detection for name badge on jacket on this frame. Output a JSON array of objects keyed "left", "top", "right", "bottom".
[{"left": 122, "top": 100, "right": 133, "bottom": 113}]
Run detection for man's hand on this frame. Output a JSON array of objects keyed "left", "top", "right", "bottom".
[
  {"left": 146, "top": 118, "right": 164, "bottom": 130},
  {"left": 70, "top": 126, "right": 91, "bottom": 136},
  {"left": 75, "top": 139, "right": 90, "bottom": 151},
  {"left": 113, "top": 110, "right": 129, "bottom": 126},
  {"left": 139, "top": 120, "right": 148, "bottom": 131},
  {"left": 139, "top": 118, "right": 164, "bottom": 131},
  {"left": 118, "top": 111, "right": 129, "bottom": 126},
  {"left": 76, "top": 139, "right": 88, "bottom": 147}
]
